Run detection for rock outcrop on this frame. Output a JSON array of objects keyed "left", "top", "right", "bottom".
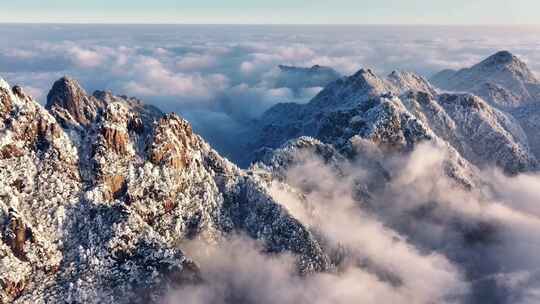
[{"left": 0, "top": 77, "right": 331, "bottom": 303}]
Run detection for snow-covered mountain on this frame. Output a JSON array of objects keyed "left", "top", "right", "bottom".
[
  {"left": 3, "top": 49, "right": 540, "bottom": 304},
  {"left": 251, "top": 66, "right": 537, "bottom": 175},
  {"left": 431, "top": 51, "right": 540, "bottom": 161},
  {"left": 430, "top": 51, "right": 540, "bottom": 109},
  {"left": 246, "top": 56, "right": 540, "bottom": 304},
  {"left": 0, "top": 77, "right": 331, "bottom": 303}
]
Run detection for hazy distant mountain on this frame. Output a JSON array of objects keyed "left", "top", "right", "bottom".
[{"left": 274, "top": 64, "right": 341, "bottom": 92}]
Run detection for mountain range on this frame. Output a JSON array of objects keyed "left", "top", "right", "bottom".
[
  {"left": 0, "top": 77, "right": 330, "bottom": 303},
  {"left": 1, "top": 50, "right": 540, "bottom": 303},
  {"left": 251, "top": 54, "right": 538, "bottom": 175}
]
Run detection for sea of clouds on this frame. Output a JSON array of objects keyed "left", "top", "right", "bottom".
[
  {"left": 2, "top": 24, "right": 540, "bottom": 160},
  {"left": 164, "top": 142, "right": 540, "bottom": 304},
  {"left": 3, "top": 24, "right": 540, "bottom": 304}
]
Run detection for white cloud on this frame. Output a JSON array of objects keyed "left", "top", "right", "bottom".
[
  {"left": 239, "top": 61, "right": 257, "bottom": 74},
  {"left": 67, "top": 46, "right": 106, "bottom": 68},
  {"left": 176, "top": 53, "right": 217, "bottom": 71},
  {"left": 124, "top": 56, "right": 229, "bottom": 100},
  {"left": 2, "top": 25, "right": 540, "bottom": 164},
  {"left": 245, "top": 142, "right": 540, "bottom": 303},
  {"left": 3, "top": 25, "right": 540, "bottom": 303},
  {"left": 5, "top": 48, "right": 36, "bottom": 59}
]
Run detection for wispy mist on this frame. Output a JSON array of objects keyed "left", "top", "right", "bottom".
[{"left": 162, "top": 141, "right": 540, "bottom": 304}]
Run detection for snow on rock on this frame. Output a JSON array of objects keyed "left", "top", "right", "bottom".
[
  {"left": 511, "top": 102, "right": 540, "bottom": 162},
  {"left": 430, "top": 51, "right": 540, "bottom": 109},
  {"left": 387, "top": 70, "right": 438, "bottom": 95},
  {"left": 46, "top": 76, "right": 108, "bottom": 127},
  {"left": 429, "top": 51, "right": 540, "bottom": 163},
  {"left": 403, "top": 91, "right": 536, "bottom": 174},
  {"left": 251, "top": 65, "right": 537, "bottom": 177},
  {"left": 0, "top": 77, "right": 331, "bottom": 303}
]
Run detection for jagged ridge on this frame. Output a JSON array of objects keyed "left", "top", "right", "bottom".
[
  {"left": 430, "top": 50, "right": 540, "bottom": 109},
  {"left": 251, "top": 62, "right": 537, "bottom": 175},
  {"left": 0, "top": 77, "right": 331, "bottom": 303}
]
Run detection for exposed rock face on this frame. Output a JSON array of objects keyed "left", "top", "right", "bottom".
[
  {"left": 3, "top": 209, "right": 32, "bottom": 261},
  {"left": 0, "top": 77, "right": 331, "bottom": 303},
  {"left": 430, "top": 51, "right": 540, "bottom": 109},
  {"left": 148, "top": 114, "right": 198, "bottom": 170},
  {"left": 46, "top": 77, "right": 107, "bottom": 127},
  {"left": 100, "top": 126, "right": 130, "bottom": 155}
]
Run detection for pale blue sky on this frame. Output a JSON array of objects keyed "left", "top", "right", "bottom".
[{"left": 1, "top": 0, "right": 538, "bottom": 24}]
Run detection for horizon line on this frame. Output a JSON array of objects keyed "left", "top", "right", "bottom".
[{"left": 1, "top": 22, "right": 540, "bottom": 27}]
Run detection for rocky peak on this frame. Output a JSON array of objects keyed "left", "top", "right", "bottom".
[
  {"left": 350, "top": 68, "right": 381, "bottom": 84},
  {"left": 46, "top": 77, "right": 106, "bottom": 126},
  {"left": 387, "top": 70, "right": 438, "bottom": 95},
  {"left": 307, "top": 68, "right": 396, "bottom": 111},
  {"left": 0, "top": 82, "right": 33, "bottom": 110},
  {"left": 0, "top": 79, "right": 75, "bottom": 163},
  {"left": 481, "top": 50, "right": 516, "bottom": 66},
  {"left": 148, "top": 114, "right": 199, "bottom": 170},
  {"left": 430, "top": 51, "right": 539, "bottom": 109},
  {"left": 1, "top": 77, "right": 332, "bottom": 303},
  {"left": 478, "top": 51, "right": 522, "bottom": 68},
  {"left": 475, "top": 51, "right": 537, "bottom": 82}
]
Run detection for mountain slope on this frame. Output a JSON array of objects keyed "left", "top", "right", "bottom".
[
  {"left": 511, "top": 102, "right": 540, "bottom": 162},
  {"left": 251, "top": 67, "right": 536, "bottom": 174},
  {"left": 430, "top": 51, "right": 540, "bottom": 109},
  {"left": 430, "top": 51, "right": 540, "bottom": 161},
  {"left": 0, "top": 77, "right": 331, "bottom": 303}
]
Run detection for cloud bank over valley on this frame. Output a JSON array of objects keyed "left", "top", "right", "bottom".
[{"left": 2, "top": 24, "right": 540, "bottom": 160}]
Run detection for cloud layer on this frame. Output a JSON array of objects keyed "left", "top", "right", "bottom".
[
  {"left": 2, "top": 25, "right": 540, "bottom": 161},
  {"left": 3, "top": 25, "right": 540, "bottom": 303},
  {"left": 164, "top": 142, "right": 540, "bottom": 304}
]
